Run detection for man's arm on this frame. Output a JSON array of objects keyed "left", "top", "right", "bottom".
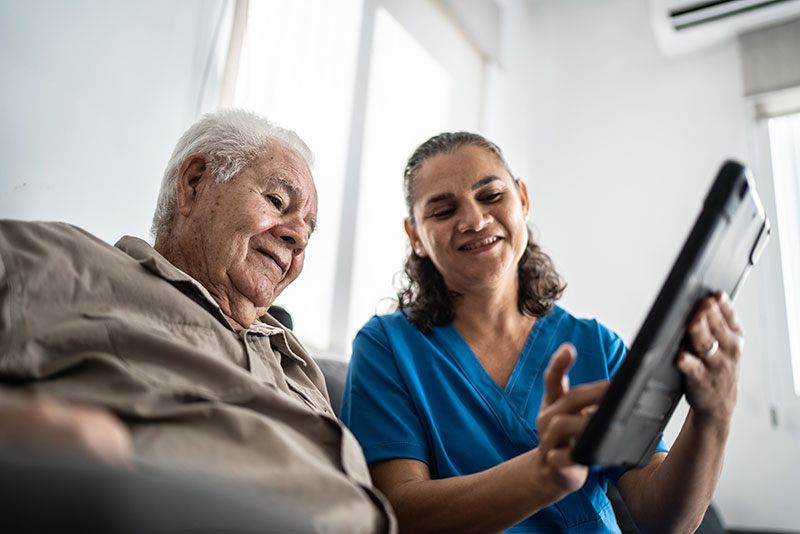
[
  {"left": 0, "top": 240, "right": 131, "bottom": 463},
  {"left": 0, "top": 391, "right": 132, "bottom": 462},
  {"left": 617, "top": 292, "right": 742, "bottom": 533}
]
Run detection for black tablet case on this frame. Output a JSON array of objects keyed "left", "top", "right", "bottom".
[{"left": 572, "top": 160, "right": 771, "bottom": 468}]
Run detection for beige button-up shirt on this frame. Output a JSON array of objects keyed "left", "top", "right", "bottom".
[{"left": 0, "top": 220, "right": 394, "bottom": 534}]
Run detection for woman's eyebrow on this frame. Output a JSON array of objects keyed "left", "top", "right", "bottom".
[
  {"left": 422, "top": 175, "right": 503, "bottom": 208},
  {"left": 471, "top": 175, "right": 501, "bottom": 190},
  {"left": 423, "top": 192, "right": 455, "bottom": 208}
]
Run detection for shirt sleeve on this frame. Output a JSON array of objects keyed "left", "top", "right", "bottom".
[{"left": 341, "top": 317, "right": 429, "bottom": 465}]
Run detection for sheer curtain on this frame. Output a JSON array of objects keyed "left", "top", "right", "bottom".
[{"left": 767, "top": 112, "right": 800, "bottom": 394}]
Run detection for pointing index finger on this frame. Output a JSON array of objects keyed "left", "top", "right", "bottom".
[{"left": 543, "top": 343, "right": 576, "bottom": 407}]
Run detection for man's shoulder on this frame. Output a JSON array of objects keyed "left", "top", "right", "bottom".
[
  {"left": 0, "top": 219, "right": 111, "bottom": 252},
  {"left": 0, "top": 220, "right": 138, "bottom": 304}
]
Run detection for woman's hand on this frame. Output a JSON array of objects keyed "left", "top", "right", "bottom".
[
  {"left": 618, "top": 292, "right": 744, "bottom": 533},
  {"left": 534, "top": 343, "right": 607, "bottom": 499},
  {"left": 0, "top": 392, "right": 132, "bottom": 462},
  {"left": 677, "top": 291, "right": 743, "bottom": 429}
]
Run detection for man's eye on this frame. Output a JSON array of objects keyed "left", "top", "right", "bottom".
[
  {"left": 267, "top": 195, "right": 284, "bottom": 210},
  {"left": 481, "top": 192, "right": 502, "bottom": 202}
]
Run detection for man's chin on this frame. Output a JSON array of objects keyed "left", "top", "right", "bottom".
[
  {"left": 233, "top": 272, "right": 294, "bottom": 314},
  {"left": 230, "top": 281, "right": 276, "bottom": 317},
  {"left": 250, "top": 290, "right": 276, "bottom": 311},
  {"left": 250, "top": 282, "right": 286, "bottom": 311}
]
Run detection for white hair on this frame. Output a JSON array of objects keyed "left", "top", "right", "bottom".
[{"left": 151, "top": 109, "right": 314, "bottom": 240}]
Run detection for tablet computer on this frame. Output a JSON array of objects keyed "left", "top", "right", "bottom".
[{"left": 572, "top": 160, "right": 771, "bottom": 468}]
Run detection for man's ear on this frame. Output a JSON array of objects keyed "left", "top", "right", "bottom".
[
  {"left": 176, "top": 154, "right": 208, "bottom": 217},
  {"left": 404, "top": 218, "right": 427, "bottom": 258}
]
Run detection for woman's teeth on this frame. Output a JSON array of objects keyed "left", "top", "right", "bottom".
[{"left": 461, "top": 237, "right": 498, "bottom": 250}]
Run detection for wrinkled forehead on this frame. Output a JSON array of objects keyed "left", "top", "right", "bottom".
[{"left": 263, "top": 138, "right": 313, "bottom": 174}]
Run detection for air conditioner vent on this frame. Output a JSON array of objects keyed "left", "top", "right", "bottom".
[
  {"left": 650, "top": 0, "right": 800, "bottom": 55},
  {"left": 670, "top": 0, "right": 796, "bottom": 31}
]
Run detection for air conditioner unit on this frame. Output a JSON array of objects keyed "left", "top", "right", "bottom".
[{"left": 649, "top": 0, "right": 800, "bottom": 56}]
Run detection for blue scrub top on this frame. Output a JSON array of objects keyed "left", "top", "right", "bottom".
[{"left": 341, "top": 305, "right": 669, "bottom": 533}]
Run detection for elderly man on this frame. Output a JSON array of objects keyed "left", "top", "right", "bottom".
[{"left": 0, "top": 110, "right": 393, "bottom": 533}]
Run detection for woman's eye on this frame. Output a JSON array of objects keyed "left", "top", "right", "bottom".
[{"left": 431, "top": 207, "right": 455, "bottom": 218}]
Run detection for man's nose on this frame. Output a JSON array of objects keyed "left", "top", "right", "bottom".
[
  {"left": 456, "top": 202, "right": 491, "bottom": 233},
  {"left": 278, "top": 217, "right": 309, "bottom": 255}
]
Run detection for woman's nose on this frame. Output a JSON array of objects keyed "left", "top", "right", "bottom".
[{"left": 456, "top": 202, "right": 491, "bottom": 233}]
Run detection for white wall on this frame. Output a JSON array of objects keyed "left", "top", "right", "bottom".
[
  {"left": 0, "top": 0, "right": 228, "bottom": 244},
  {"left": 2, "top": 0, "right": 797, "bottom": 530},
  {"left": 486, "top": 0, "right": 799, "bottom": 530}
]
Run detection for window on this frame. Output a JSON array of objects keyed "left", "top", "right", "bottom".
[
  {"left": 230, "top": 0, "right": 485, "bottom": 357},
  {"left": 231, "top": 0, "right": 363, "bottom": 353},
  {"left": 767, "top": 111, "right": 800, "bottom": 395},
  {"left": 347, "top": 7, "right": 453, "bottom": 344}
]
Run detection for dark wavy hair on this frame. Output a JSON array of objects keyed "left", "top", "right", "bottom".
[{"left": 397, "top": 131, "right": 566, "bottom": 333}]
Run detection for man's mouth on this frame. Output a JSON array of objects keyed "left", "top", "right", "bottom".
[
  {"left": 459, "top": 236, "right": 499, "bottom": 251},
  {"left": 256, "top": 248, "right": 287, "bottom": 273}
]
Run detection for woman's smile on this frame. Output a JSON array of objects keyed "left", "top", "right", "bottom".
[{"left": 459, "top": 235, "right": 502, "bottom": 253}]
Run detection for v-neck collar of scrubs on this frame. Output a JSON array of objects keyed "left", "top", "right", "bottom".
[{"left": 435, "top": 306, "right": 567, "bottom": 419}]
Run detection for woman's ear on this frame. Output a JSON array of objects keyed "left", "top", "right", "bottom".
[
  {"left": 404, "top": 219, "right": 428, "bottom": 258},
  {"left": 516, "top": 178, "right": 530, "bottom": 218},
  {"left": 175, "top": 154, "right": 208, "bottom": 217}
]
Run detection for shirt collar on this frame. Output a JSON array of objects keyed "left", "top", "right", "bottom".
[
  {"left": 114, "top": 235, "right": 193, "bottom": 283},
  {"left": 114, "top": 235, "right": 237, "bottom": 330},
  {"left": 113, "top": 236, "right": 293, "bottom": 341}
]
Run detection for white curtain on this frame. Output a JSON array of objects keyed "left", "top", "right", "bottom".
[{"left": 768, "top": 112, "right": 800, "bottom": 394}]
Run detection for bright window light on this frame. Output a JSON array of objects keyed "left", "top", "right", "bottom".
[
  {"left": 767, "top": 111, "right": 800, "bottom": 395},
  {"left": 233, "top": 0, "right": 363, "bottom": 351},
  {"left": 347, "top": 7, "right": 453, "bottom": 344},
  {"left": 229, "top": 0, "right": 481, "bottom": 356}
]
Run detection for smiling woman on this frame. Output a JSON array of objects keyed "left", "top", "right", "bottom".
[{"left": 399, "top": 132, "right": 565, "bottom": 335}]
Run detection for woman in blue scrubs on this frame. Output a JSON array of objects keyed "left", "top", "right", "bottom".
[{"left": 341, "top": 132, "right": 743, "bottom": 533}]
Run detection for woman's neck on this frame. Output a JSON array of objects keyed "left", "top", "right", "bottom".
[
  {"left": 451, "top": 278, "right": 533, "bottom": 340},
  {"left": 450, "top": 279, "right": 536, "bottom": 388}
]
